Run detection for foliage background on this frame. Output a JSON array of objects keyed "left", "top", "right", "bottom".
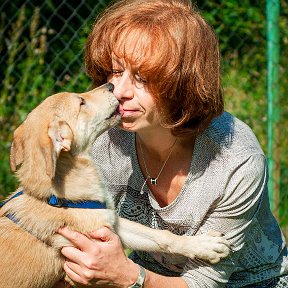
[{"left": 0, "top": 0, "right": 287, "bottom": 234}]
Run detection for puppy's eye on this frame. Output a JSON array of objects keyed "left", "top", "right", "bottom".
[{"left": 79, "top": 97, "right": 86, "bottom": 106}]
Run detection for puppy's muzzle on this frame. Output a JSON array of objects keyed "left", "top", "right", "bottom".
[{"left": 107, "top": 82, "right": 114, "bottom": 92}]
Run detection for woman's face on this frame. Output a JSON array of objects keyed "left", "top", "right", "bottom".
[{"left": 108, "top": 56, "right": 162, "bottom": 133}]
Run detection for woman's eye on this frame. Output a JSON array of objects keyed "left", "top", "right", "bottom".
[
  {"left": 135, "top": 74, "right": 147, "bottom": 84},
  {"left": 111, "top": 69, "right": 123, "bottom": 76}
]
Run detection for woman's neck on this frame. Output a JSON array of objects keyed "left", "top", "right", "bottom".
[
  {"left": 135, "top": 128, "right": 196, "bottom": 207},
  {"left": 136, "top": 128, "right": 195, "bottom": 162},
  {"left": 136, "top": 129, "right": 176, "bottom": 160}
]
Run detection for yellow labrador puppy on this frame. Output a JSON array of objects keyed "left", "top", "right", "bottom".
[{"left": 0, "top": 83, "right": 230, "bottom": 288}]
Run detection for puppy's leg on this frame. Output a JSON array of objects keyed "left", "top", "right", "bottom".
[
  {"left": 117, "top": 218, "right": 230, "bottom": 264},
  {"left": 48, "top": 233, "right": 74, "bottom": 249}
]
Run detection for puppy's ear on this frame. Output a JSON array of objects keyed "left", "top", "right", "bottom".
[
  {"left": 46, "top": 116, "right": 73, "bottom": 178},
  {"left": 10, "top": 123, "right": 26, "bottom": 172}
]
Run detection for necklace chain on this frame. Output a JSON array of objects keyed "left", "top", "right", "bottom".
[{"left": 139, "top": 138, "right": 177, "bottom": 194}]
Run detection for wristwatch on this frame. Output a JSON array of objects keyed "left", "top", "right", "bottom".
[{"left": 129, "top": 264, "right": 146, "bottom": 288}]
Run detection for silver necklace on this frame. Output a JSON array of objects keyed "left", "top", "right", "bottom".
[{"left": 139, "top": 138, "right": 177, "bottom": 194}]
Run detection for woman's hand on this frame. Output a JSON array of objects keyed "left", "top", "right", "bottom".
[{"left": 58, "top": 226, "right": 139, "bottom": 287}]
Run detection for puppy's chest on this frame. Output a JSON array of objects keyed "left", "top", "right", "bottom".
[
  {"left": 2, "top": 205, "right": 66, "bottom": 239},
  {"left": 3, "top": 201, "right": 116, "bottom": 245}
]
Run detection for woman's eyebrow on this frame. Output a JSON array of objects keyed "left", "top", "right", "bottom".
[{"left": 111, "top": 57, "right": 125, "bottom": 68}]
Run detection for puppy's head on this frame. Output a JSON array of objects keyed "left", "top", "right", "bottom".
[{"left": 10, "top": 83, "right": 120, "bottom": 194}]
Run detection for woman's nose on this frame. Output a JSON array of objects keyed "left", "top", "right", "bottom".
[{"left": 112, "top": 71, "right": 134, "bottom": 100}]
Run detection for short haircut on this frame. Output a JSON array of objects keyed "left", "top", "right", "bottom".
[{"left": 85, "top": 0, "right": 224, "bottom": 136}]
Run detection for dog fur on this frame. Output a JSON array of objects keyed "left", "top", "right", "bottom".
[{"left": 0, "top": 83, "right": 230, "bottom": 288}]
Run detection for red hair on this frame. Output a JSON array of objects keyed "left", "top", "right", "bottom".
[{"left": 85, "top": 0, "right": 224, "bottom": 136}]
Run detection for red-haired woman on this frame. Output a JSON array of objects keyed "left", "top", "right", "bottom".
[{"left": 58, "top": 0, "right": 288, "bottom": 287}]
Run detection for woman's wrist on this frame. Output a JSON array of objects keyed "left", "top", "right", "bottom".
[
  {"left": 128, "top": 264, "right": 146, "bottom": 288},
  {"left": 121, "top": 259, "right": 143, "bottom": 288}
]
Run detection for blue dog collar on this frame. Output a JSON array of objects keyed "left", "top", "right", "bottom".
[
  {"left": 0, "top": 191, "right": 106, "bottom": 209},
  {"left": 48, "top": 195, "right": 107, "bottom": 209},
  {"left": 0, "top": 191, "right": 24, "bottom": 208}
]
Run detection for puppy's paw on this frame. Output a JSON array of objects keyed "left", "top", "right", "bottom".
[
  {"left": 194, "top": 230, "right": 230, "bottom": 263},
  {"left": 181, "top": 231, "right": 230, "bottom": 264}
]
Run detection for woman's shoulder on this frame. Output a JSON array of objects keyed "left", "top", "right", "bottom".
[{"left": 203, "top": 111, "right": 264, "bottom": 157}]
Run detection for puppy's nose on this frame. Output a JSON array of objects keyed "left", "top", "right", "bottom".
[{"left": 107, "top": 82, "right": 114, "bottom": 92}]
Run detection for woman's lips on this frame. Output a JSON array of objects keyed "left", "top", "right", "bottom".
[{"left": 119, "top": 106, "right": 141, "bottom": 118}]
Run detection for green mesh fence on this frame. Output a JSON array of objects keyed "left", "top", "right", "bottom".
[{"left": 0, "top": 0, "right": 287, "bottom": 233}]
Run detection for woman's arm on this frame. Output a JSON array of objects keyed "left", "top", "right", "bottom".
[
  {"left": 180, "top": 154, "right": 278, "bottom": 287},
  {"left": 59, "top": 226, "right": 188, "bottom": 288}
]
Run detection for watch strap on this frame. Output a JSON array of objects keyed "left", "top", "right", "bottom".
[{"left": 129, "top": 264, "right": 146, "bottom": 288}]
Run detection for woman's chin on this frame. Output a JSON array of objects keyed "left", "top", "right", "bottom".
[{"left": 118, "top": 121, "right": 137, "bottom": 132}]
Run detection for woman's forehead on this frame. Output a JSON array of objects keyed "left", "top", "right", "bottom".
[
  {"left": 111, "top": 27, "right": 174, "bottom": 76},
  {"left": 113, "top": 29, "right": 153, "bottom": 65}
]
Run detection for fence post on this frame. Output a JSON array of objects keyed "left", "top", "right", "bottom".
[{"left": 266, "top": 0, "right": 280, "bottom": 213}]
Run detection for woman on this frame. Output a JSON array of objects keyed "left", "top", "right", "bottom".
[{"left": 58, "top": 0, "right": 288, "bottom": 287}]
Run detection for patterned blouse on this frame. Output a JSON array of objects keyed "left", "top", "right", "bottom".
[{"left": 91, "top": 112, "right": 288, "bottom": 287}]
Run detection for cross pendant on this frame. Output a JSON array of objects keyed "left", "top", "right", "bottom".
[{"left": 150, "top": 178, "right": 157, "bottom": 185}]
